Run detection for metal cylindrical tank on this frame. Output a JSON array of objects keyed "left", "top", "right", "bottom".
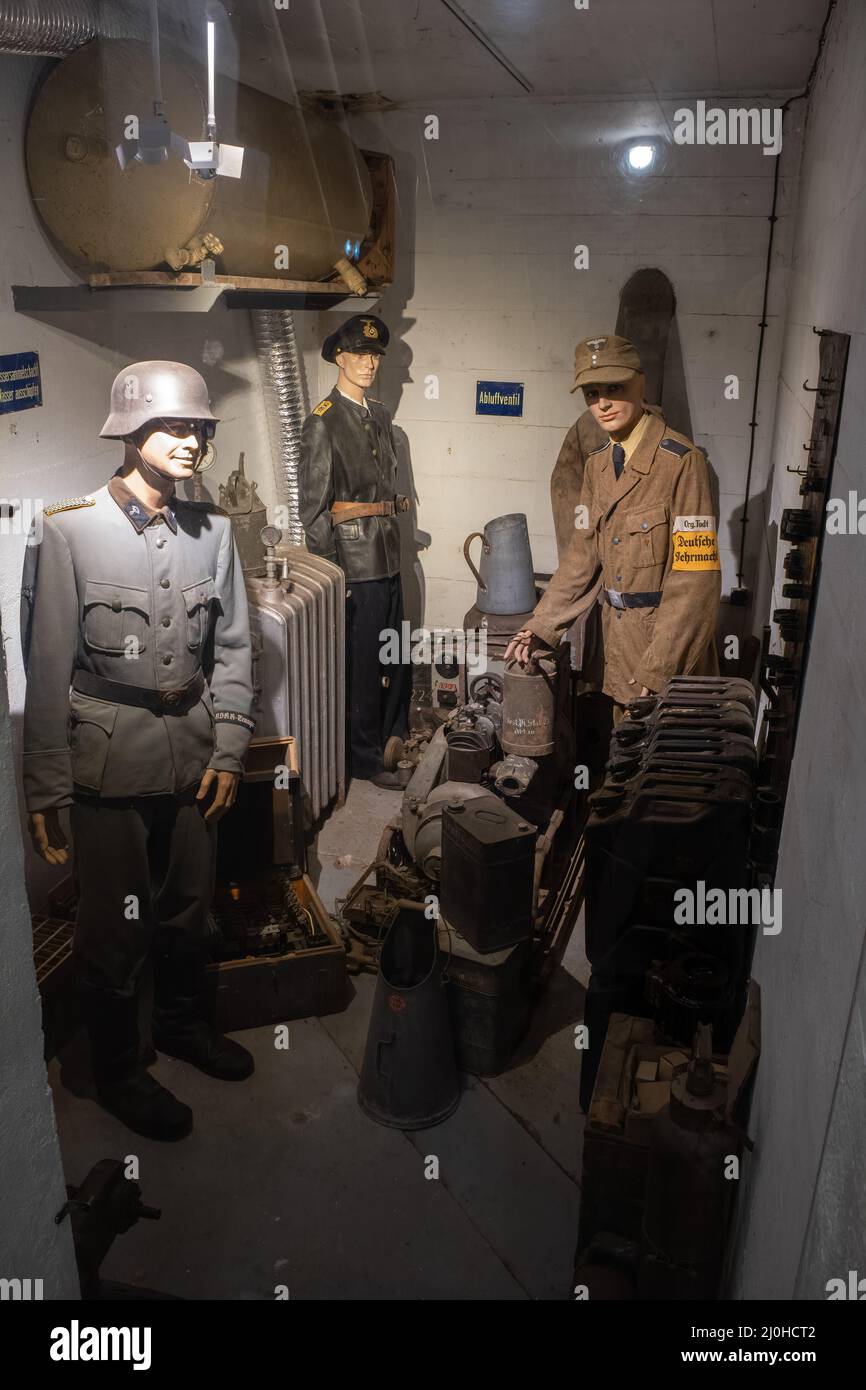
[
  {"left": 501, "top": 655, "right": 557, "bottom": 757},
  {"left": 25, "top": 37, "right": 373, "bottom": 278},
  {"left": 639, "top": 1057, "right": 739, "bottom": 1299}
]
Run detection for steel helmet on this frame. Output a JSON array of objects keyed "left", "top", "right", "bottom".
[{"left": 99, "top": 361, "right": 219, "bottom": 438}]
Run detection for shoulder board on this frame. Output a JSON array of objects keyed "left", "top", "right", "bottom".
[
  {"left": 312, "top": 399, "right": 333, "bottom": 417},
  {"left": 44, "top": 497, "right": 96, "bottom": 517},
  {"left": 659, "top": 437, "right": 692, "bottom": 458}
]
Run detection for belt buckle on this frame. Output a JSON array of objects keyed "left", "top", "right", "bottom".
[
  {"left": 160, "top": 688, "right": 184, "bottom": 711},
  {"left": 607, "top": 587, "right": 625, "bottom": 610}
]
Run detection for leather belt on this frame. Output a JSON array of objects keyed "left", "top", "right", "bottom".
[
  {"left": 72, "top": 668, "right": 205, "bottom": 713},
  {"left": 602, "top": 588, "right": 662, "bottom": 610},
  {"left": 330, "top": 497, "right": 410, "bottom": 525}
]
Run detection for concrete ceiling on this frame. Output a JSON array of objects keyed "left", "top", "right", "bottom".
[{"left": 198, "top": 0, "right": 829, "bottom": 104}]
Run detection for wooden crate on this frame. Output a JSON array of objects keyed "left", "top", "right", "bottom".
[
  {"left": 578, "top": 985, "right": 760, "bottom": 1252},
  {"left": 204, "top": 873, "right": 350, "bottom": 1033}
]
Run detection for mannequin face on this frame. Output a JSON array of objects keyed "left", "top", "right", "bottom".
[
  {"left": 336, "top": 350, "right": 381, "bottom": 393},
  {"left": 136, "top": 420, "right": 211, "bottom": 480},
  {"left": 582, "top": 373, "right": 646, "bottom": 436}
]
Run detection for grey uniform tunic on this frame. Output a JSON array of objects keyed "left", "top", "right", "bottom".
[{"left": 21, "top": 475, "right": 255, "bottom": 812}]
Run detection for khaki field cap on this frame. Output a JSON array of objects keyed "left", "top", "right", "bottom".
[
  {"left": 572, "top": 334, "right": 643, "bottom": 392},
  {"left": 100, "top": 361, "right": 218, "bottom": 438}
]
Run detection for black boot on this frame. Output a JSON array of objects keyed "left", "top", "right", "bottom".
[
  {"left": 152, "top": 1017, "right": 255, "bottom": 1080},
  {"left": 152, "top": 938, "right": 254, "bottom": 1082},
  {"left": 81, "top": 987, "right": 193, "bottom": 1142}
]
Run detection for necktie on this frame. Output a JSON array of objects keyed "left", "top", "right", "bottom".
[{"left": 612, "top": 443, "right": 626, "bottom": 480}]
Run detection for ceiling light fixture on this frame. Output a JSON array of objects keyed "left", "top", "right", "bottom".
[{"left": 627, "top": 143, "right": 655, "bottom": 172}]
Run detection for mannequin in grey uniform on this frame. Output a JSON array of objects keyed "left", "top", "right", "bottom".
[{"left": 21, "top": 361, "right": 256, "bottom": 1142}]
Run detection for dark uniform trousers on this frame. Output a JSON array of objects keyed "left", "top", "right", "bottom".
[
  {"left": 71, "top": 787, "right": 216, "bottom": 1020},
  {"left": 298, "top": 387, "right": 412, "bottom": 780},
  {"left": 346, "top": 576, "right": 411, "bottom": 779}
]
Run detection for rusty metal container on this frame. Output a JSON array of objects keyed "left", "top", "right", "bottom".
[
  {"left": 25, "top": 37, "right": 372, "bottom": 278},
  {"left": 501, "top": 654, "right": 557, "bottom": 757}
]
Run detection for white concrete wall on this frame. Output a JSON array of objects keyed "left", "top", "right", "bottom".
[
  {"left": 345, "top": 95, "right": 802, "bottom": 629},
  {"left": 733, "top": 0, "right": 866, "bottom": 1300},
  {"left": 0, "top": 630, "right": 79, "bottom": 1298}
]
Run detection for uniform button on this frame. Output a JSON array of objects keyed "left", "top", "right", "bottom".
[
  {"left": 162, "top": 617, "right": 171, "bottom": 628},
  {"left": 163, "top": 655, "right": 172, "bottom": 665},
  {"left": 616, "top": 574, "right": 622, "bottom": 582},
  {"left": 160, "top": 578, "right": 170, "bottom": 588},
  {"left": 111, "top": 599, "right": 122, "bottom": 612},
  {"left": 156, "top": 537, "right": 166, "bottom": 548},
  {"left": 641, "top": 521, "right": 648, "bottom": 531},
  {"left": 612, "top": 536, "right": 620, "bottom": 545},
  {"left": 371, "top": 449, "right": 378, "bottom": 457}
]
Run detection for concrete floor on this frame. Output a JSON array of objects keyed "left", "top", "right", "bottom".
[{"left": 48, "top": 780, "right": 590, "bottom": 1301}]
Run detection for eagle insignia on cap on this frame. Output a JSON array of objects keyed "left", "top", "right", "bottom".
[
  {"left": 362, "top": 319, "right": 379, "bottom": 339},
  {"left": 586, "top": 337, "right": 607, "bottom": 351}
]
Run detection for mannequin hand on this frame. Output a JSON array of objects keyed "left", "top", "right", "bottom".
[
  {"left": 505, "top": 629, "right": 544, "bottom": 666},
  {"left": 29, "top": 809, "right": 69, "bottom": 865},
  {"left": 196, "top": 769, "right": 241, "bottom": 823}
]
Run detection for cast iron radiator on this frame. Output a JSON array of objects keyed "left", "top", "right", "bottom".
[{"left": 245, "top": 547, "right": 345, "bottom": 819}]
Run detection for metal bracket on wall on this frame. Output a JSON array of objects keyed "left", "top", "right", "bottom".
[{"left": 758, "top": 328, "right": 851, "bottom": 805}]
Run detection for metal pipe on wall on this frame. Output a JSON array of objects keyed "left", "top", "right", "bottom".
[
  {"left": 0, "top": 0, "right": 145, "bottom": 53},
  {"left": 252, "top": 310, "right": 308, "bottom": 546}
]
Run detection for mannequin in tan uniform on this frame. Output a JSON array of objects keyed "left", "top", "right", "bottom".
[{"left": 507, "top": 335, "right": 720, "bottom": 716}]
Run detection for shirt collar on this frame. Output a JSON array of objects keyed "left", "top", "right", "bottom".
[
  {"left": 108, "top": 472, "right": 178, "bottom": 533},
  {"left": 336, "top": 386, "right": 369, "bottom": 412},
  {"left": 614, "top": 409, "right": 651, "bottom": 464}
]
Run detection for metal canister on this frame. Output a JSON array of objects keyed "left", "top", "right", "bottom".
[{"left": 501, "top": 654, "right": 557, "bottom": 757}]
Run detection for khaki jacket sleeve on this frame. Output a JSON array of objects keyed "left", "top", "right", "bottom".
[
  {"left": 633, "top": 450, "right": 721, "bottom": 693},
  {"left": 526, "top": 465, "right": 602, "bottom": 649},
  {"left": 298, "top": 414, "right": 337, "bottom": 562},
  {"left": 21, "top": 515, "right": 78, "bottom": 811},
  {"left": 208, "top": 519, "right": 256, "bottom": 774}
]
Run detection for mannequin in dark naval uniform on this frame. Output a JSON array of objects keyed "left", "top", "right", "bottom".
[
  {"left": 298, "top": 315, "right": 411, "bottom": 789},
  {"left": 21, "top": 361, "right": 256, "bottom": 1142}
]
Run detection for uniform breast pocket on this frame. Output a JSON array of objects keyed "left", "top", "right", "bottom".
[
  {"left": 183, "top": 577, "right": 217, "bottom": 652},
  {"left": 82, "top": 580, "right": 150, "bottom": 656},
  {"left": 626, "top": 504, "right": 669, "bottom": 569},
  {"left": 336, "top": 520, "right": 361, "bottom": 542}
]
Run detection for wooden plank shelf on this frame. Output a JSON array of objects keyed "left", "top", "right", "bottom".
[{"left": 13, "top": 271, "right": 387, "bottom": 315}]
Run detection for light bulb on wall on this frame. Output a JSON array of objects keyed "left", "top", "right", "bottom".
[{"left": 627, "top": 143, "right": 655, "bottom": 172}]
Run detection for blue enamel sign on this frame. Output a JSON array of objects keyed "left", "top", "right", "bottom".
[
  {"left": 475, "top": 380, "right": 524, "bottom": 417},
  {"left": 0, "top": 352, "right": 42, "bottom": 415}
]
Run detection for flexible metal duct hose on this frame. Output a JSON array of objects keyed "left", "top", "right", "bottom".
[
  {"left": 252, "top": 310, "right": 307, "bottom": 545},
  {"left": 0, "top": 0, "right": 145, "bottom": 53}
]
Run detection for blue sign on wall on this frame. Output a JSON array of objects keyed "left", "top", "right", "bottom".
[
  {"left": 476, "top": 380, "right": 524, "bottom": 417},
  {"left": 0, "top": 351, "right": 42, "bottom": 415}
]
